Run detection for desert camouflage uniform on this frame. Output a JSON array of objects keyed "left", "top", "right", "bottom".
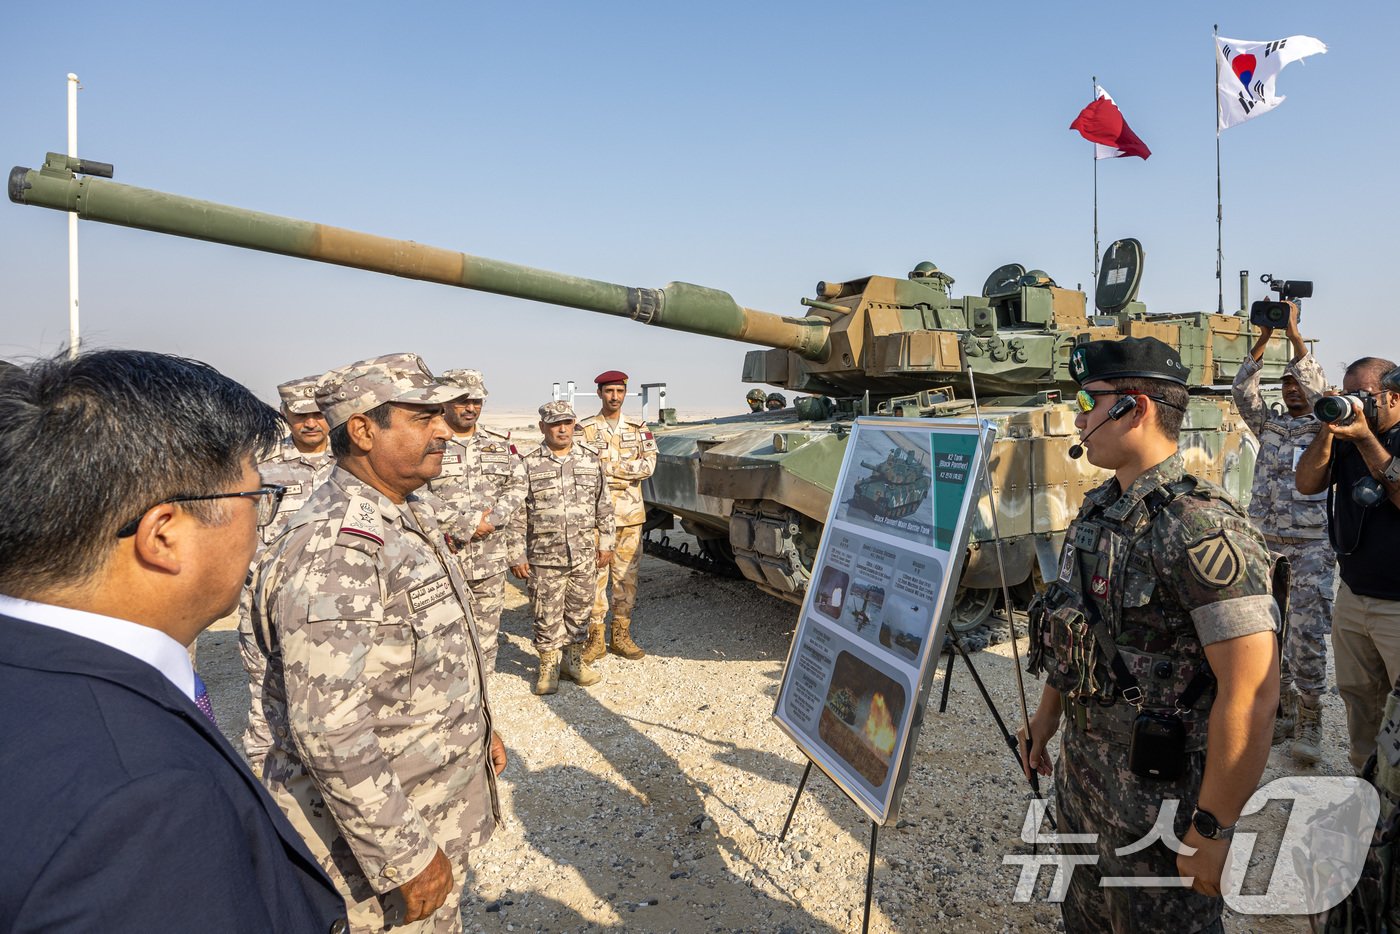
[
  {"left": 239, "top": 436, "right": 335, "bottom": 772},
  {"left": 577, "top": 413, "right": 656, "bottom": 625},
  {"left": 427, "top": 427, "right": 526, "bottom": 671},
  {"left": 249, "top": 466, "right": 498, "bottom": 933},
  {"left": 1026, "top": 454, "right": 1278, "bottom": 933},
  {"left": 512, "top": 441, "right": 615, "bottom": 650},
  {"left": 1232, "top": 352, "right": 1334, "bottom": 695}
]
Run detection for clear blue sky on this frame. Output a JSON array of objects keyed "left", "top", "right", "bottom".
[{"left": 3, "top": 1, "right": 1391, "bottom": 413}]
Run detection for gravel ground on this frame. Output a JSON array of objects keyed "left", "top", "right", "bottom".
[{"left": 198, "top": 550, "right": 1341, "bottom": 933}]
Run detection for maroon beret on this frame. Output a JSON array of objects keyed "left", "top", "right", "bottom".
[{"left": 595, "top": 370, "right": 629, "bottom": 386}]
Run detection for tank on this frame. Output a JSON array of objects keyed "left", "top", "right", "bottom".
[{"left": 10, "top": 154, "right": 1298, "bottom": 635}]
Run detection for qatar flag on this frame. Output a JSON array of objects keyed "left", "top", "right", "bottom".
[{"left": 1070, "top": 86, "right": 1152, "bottom": 160}]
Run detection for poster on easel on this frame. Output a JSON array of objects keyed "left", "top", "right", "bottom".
[{"left": 772, "top": 416, "right": 994, "bottom": 825}]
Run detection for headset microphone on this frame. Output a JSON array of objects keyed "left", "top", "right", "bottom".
[{"left": 1068, "top": 394, "right": 1140, "bottom": 460}]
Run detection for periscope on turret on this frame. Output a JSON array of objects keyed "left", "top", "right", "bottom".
[{"left": 10, "top": 156, "right": 1299, "bottom": 637}]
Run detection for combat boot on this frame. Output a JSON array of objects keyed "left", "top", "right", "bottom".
[
  {"left": 582, "top": 623, "right": 608, "bottom": 664},
  {"left": 609, "top": 616, "right": 646, "bottom": 660},
  {"left": 560, "top": 642, "right": 601, "bottom": 687},
  {"left": 534, "top": 648, "right": 561, "bottom": 696},
  {"left": 1273, "top": 686, "right": 1298, "bottom": 746},
  {"left": 1292, "top": 693, "right": 1323, "bottom": 765}
]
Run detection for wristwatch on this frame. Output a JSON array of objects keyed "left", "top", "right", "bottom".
[
  {"left": 1382, "top": 456, "right": 1400, "bottom": 486},
  {"left": 1191, "top": 807, "right": 1235, "bottom": 841}
]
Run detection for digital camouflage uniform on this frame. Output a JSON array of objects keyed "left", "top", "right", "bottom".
[
  {"left": 1027, "top": 453, "right": 1279, "bottom": 933},
  {"left": 577, "top": 411, "right": 656, "bottom": 649},
  {"left": 239, "top": 434, "right": 335, "bottom": 772},
  {"left": 512, "top": 439, "right": 616, "bottom": 652},
  {"left": 250, "top": 467, "right": 498, "bottom": 934},
  {"left": 238, "top": 374, "right": 335, "bottom": 773},
  {"left": 1231, "top": 352, "right": 1333, "bottom": 698},
  {"left": 427, "top": 426, "right": 526, "bottom": 672}
]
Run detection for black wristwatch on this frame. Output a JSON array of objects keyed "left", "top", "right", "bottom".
[{"left": 1191, "top": 807, "right": 1235, "bottom": 841}]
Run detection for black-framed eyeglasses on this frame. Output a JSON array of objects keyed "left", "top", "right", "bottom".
[{"left": 115, "top": 485, "right": 287, "bottom": 538}]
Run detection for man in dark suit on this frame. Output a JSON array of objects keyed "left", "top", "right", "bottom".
[{"left": 0, "top": 351, "right": 348, "bottom": 933}]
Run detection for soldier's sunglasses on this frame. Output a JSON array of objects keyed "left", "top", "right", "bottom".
[{"left": 115, "top": 485, "right": 287, "bottom": 538}]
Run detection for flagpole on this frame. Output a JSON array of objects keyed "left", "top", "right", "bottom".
[
  {"left": 1092, "top": 76, "right": 1099, "bottom": 287},
  {"left": 1214, "top": 24, "right": 1224, "bottom": 314}
]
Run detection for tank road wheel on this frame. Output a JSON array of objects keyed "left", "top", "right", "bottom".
[{"left": 949, "top": 586, "right": 996, "bottom": 633}]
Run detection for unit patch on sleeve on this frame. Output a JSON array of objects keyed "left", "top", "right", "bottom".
[{"left": 1186, "top": 530, "right": 1243, "bottom": 588}]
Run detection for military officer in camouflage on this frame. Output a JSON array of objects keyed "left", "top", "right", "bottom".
[
  {"left": 427, "top": 368, "right": 527, "bottom": 672},
  {"left": 1022, "top": 337, "right": 1280, "bottom": 932},
  {"left": 578, "top": 371, "right": 656, "bottom": 662},
  {"left": 511, "top": 400, "right": 615, "bottom": 695},
  {"left": 239, "top": 373, "right": 337, "bottom": 773},
  {"left": 248, "top": 353, "right": 505, "bottom": 933},
  {"left": 1231, "top": 304, "right": 1333, "bottom": 764}
]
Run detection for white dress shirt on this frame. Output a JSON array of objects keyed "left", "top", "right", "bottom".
[{"left": 0, "top": 593, "right": 197, "bottom": 702}]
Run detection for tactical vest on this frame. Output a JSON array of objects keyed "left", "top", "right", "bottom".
[{"left": 1026, "top": 476, "right": 1217, "bottom": 751}]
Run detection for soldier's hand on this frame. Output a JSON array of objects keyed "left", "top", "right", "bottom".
[
  {"left": 510, "top": 562, "right": 530, "bottom": 580},
  {"left": 473, "top": 510, "right": 495, "bottom": 540},
  {"left": 1177, "top": 827, "right": 1230, "bottom": 897},
  {"left": 490, "top": 731, "right": 508, "bottom": 775},
  {"left": 597, "top": 550, "right": 614, "bottom": 567},
  {"left": 398, "top": 847, "right": 453, "bottom": 923}
]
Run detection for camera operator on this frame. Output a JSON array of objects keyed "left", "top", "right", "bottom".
[
  {"left": 1231, "top": 304, "right": 1333, "bottom": 764},
  {"left": 1296, "top": 357, "right": 1400, "bottom": 772}
]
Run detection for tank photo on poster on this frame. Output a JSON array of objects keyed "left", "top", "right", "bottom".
[{"left": 834, "top": 429, "right": 935, "bottom": 542}]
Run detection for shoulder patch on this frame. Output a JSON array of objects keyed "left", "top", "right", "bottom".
[
  {"left": 339, "top": 493, "right": 385, "bottom": 547},
  {"left": 1186, "top": 530, "right": 1243, "bottom": 588}
]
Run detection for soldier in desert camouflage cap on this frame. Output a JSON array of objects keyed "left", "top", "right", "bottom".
[
  {"left": 236, "top": 371, "right": 337, "bottom": 773},
  {"left": 427, "top": 368, "right": 525, "bottom": 674},
  {"left": 247, "top": 351, "right": 506, "bottom": 932},
  {"left": 508, "top": 399, "right": 615, "bottom": 694}
]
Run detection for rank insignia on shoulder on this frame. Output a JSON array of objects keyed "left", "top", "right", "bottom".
[
  {"left": 1186, "top": 530, "right": 1242, "bottom": 588},
  {"left": 339, "top": 494, "right": 385, "bottom": 547}
]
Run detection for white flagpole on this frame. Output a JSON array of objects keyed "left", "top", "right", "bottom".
[
  {"left": 1092, "top": 75, "right": 1099, "bottom": 288},
  {"left": 67, "top": 73, "right": 80, "bottom": 358},
  {"left": 1213, "top": 26, "right": 1224, "bottom": 315}
]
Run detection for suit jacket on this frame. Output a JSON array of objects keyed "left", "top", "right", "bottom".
[{"left": 0, "top": 614, "right": 347, "bottom": 933}]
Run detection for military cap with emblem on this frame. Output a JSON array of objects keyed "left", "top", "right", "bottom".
[
  {"left": 315, "top": 352, "right": 466, "bottom": 429},
  {"left": 594, "top": 370, "right": 628, "bottom": 386},
  {"left": 276, "top": 373, "right": 324, "bottom": 415},
  {"left": 539, "top": 400, "right": 576, "bottom": 424},
  {"left": 439, "top": 368, "right": 489, "bottom": 400},
  {"left": 1068, "top": 336, "right": 1189, "bottom": 387}
]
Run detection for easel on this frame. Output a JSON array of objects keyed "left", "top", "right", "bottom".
[{"left": 777, "top": 621, "right": 1047, "bottom": 933}]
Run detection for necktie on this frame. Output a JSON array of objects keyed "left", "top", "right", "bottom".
[{"left": 193, "top": 672, "right": 218, "bottom": 726}]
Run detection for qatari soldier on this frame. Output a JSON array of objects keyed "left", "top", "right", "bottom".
[
  {"left": 1231, "top": 303, "right": 1334, "bottom": 764},
  {"left": 427, "top": 368, "right": 527, "bottom": 672},
  {"left": 248, "top": 353, "right": 505, "bottom": 933}
]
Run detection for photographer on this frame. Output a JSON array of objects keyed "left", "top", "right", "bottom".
[
  {"left": 1231, "top": 304, "right": 1333, "bottom": 764},
  {"left": 1296, "top": 357, "right": 1400, "bottom": 771}
]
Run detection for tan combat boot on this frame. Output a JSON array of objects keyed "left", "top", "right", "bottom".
[
  {"left": 534, "top": 648, "right": 561, "bottom": 696},
  {"left": 1273, "top": 686, "right": 1298, "bottom": 746},
  {"left": 560, "top": 642, "right": 601, "bottom": 687},
  {"left": 609, "top": 616, "right": 646, "bottom": 660},
  {"left": 582, "top": 623, "right": 608, "bottom": 664},
  {"left": 1292, "top": 693, "right": 1323, "bottom": 765}
]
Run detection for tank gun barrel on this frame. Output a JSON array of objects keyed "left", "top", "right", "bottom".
[{"left": 8, "top": 154, "right": 829, "bottom": 360}]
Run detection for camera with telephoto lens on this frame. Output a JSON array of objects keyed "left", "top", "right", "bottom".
[
  {"left": 1315, "top": 393, "right": 1372, "bottom": 426},
  {"left": 1250, "top": 274, "right": 1314, "bottom": 328}
]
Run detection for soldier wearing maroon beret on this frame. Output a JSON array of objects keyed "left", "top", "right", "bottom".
[{"left": 576, "top": 370, "right": 658, "bottom": 663}]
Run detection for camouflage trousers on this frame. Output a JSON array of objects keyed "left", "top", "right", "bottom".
[
  {"left": 264, "top": 754, "right": 495, "bottom": 934},
  {"left": 530, "top": 561, "right": 595, "bottom": 651},
  {"left": 1269, "top": 536, "right": 1337, "bottom": 697},
  {"left": 464, "top": 570, "right": 506, "bottom": 672},
  {"left": 1056, "top": 726, "right": 1222, "bottom": 934},
  {"left": 593, "top": 523, "right": 642, "bottom": 623}
]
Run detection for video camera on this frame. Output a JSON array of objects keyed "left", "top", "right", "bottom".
[{"left": 1250, "top": 274, "right": 1314, "bottom": 329}]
